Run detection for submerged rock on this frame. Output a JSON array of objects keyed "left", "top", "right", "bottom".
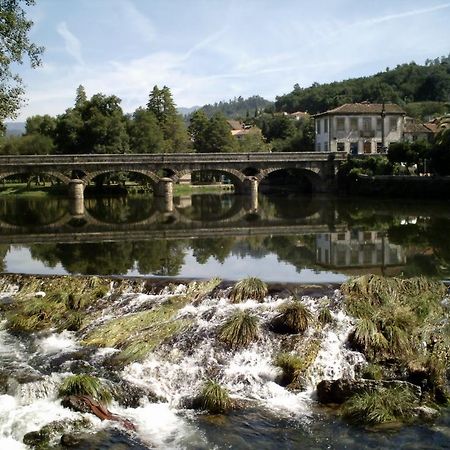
[{"left": 316, "top": 378, "right": 422, "bottom": 404}]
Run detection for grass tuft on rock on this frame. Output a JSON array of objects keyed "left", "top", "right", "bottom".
[
  {"left": 229, "top": 277, "right": 268, "bottom": 303},
  {"left": 342, "top": 386, "right": 417, "bottom": 426},
  {"left": 275, "top": 339, "right": 321, "bottom": 389},
  {"left": 196, "top": 380, "right": 232, "bottom": 414},
  {"left": 219, "top": 310, "right": 259, "bottom": 349},
  {"left": 271, "top": 300, "right": 313, "bottom": 334},
  {"left": 318, "top": 307, "right": 334, "bottom": 326},
  {"left": 58, "top": 374, "right": 112, "bottom": 405}
]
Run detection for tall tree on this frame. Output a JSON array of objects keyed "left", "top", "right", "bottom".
[
  {"left": 0, "top": 0, "right": 44, "bottom": 123},
  {"left": 127, "top": 108, "right": 164, "bottom": 153},
  {"left": 147, "top": 85, "right": 189, "bottom": 152}
]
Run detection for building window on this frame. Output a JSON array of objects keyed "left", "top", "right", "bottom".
[
  {"left": 337, "top": 233, "right": 346, "bottom": 241},
  {"left": 316, "top": 120, "right": 321, "bottom": 134},
  {"left": 336, "top": 118, "right": 345, "bottom": 131},
  {"left": 324, "top": 118, "right": 328, "bottom": 133},
  {"left": 389, "top": 118, "right": 397, "bottom": 131},
  {"left": 337, "top": 142, "right": 345, "bottom": 152},
  {"left": 350, "top": 117, "right": 358, "bottom": 131},
  {"left": 324, "top": 142, "right": 328, "bottom": 151},
  {"left": 363, "top": 141, "right": 372, "bottom": 154},
  {"left": 376, "top": 142, "right": 383, "bottom": 153},
  {"left": 316, "top": 143, "right": 321, "bottom": 151},
  {"left": 363, "top": 117, "right": 371, "bottom": 131},
  {"left": 350, "top": 142, "right": 358, "bottom": 155},
  {"left": 376, "top": 118, "right": 382, "bottom": 131}
]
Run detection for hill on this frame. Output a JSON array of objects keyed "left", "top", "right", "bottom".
[
  {"left": 197, "top": 95, "right": 273, "bottom": 120},
  {"left": 275, "top": 55, "right": 450, "bottom": 119},
  {"left": 5, "top": 122, "right": 25, "bottom": 136}
]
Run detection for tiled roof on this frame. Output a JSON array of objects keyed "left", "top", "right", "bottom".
[
  {"left": 404, "top": 119, "right": 434, "bottom": 134},
  {"left": 315, "top": 103, "right": 406, "bottom": 116},
  {"left": 226, "top": 120, "right": 243, "bottom": 130}
]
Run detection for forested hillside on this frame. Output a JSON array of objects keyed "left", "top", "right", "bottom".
[
  {"left": 276, "top": 55, "right": 450, "bottom": 118},
  {"left": 198, "top": 95, "right": 273, "bottom": 119}
]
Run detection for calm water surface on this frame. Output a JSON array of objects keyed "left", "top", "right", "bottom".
[{"left": 1, "top": 193, "right": 450, "bottom": 282}]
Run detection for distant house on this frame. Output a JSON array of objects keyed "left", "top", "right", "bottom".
[
  {"left": 403, "top": 117, "right": 435, "bottom": 143},
  {"left": 284, "top": 111, "right": 310, "bottom": 121},
  {"left": 226, "top": 120, "right": 262, "bottom": 140},
  {"left": 314, "top": 102, "right": 406, "bottom": 154}
]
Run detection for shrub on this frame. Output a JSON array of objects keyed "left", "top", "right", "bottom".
[
  {"left": 229, "top": 277, "right": 267, "bottom": 303},
  {"left": 58, "top": 374, "right": 112, "bottom": 405},
  {"left": 361, "top": 364, "right": 384, "bottom": 381},
  {"left": 219, "top": 310, "right": 259, "bottom": 349}
]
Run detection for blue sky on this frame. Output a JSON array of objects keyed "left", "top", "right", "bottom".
[{"left": 14, "top": 0, "right": 450, "bottom": 120}]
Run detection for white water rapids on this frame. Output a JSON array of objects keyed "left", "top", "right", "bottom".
[{"left": 0, "top": 284, "right": 365, "bottom": 449}]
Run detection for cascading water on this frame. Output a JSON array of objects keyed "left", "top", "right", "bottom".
[{"left": 0, "top": 280, "right": 367, "bottom": 449}]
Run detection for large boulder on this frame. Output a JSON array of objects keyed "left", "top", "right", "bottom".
[{"left": 316, "top": 378, "right": 422, "bottom": 404}]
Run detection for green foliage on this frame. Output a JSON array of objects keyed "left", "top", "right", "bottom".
[
  {"left": 229, "top": 277, "right": 268, "bottom": 303},
  {"left": 0, "top": 0, "right": 44, "bottom": 122},
  {"left": 127, "top": 107, "right": 164, "bottom": 153},
  {"left": 275, "top": 352, "right": 304, "bottom": 386},
  {"left": 275, "top": 56, "right": 450, "bottom": 114},
  {"left": 54, "top": 88, "right": 129, "bottom": 154},
  {"left": 197, "top": 380, "right": 232, "bottom": 414},
  {"left": 189, "top": 112, "right": 237, "bottom": 153},
  {"left": 147, "top": 85, "right": 189, "bottom": 153},
  {"left": 219, "top": 310, "right": 259, "bottom": 349},
  {"left": 58, "top": 374, "right": 112, "bottom": 405},
  {"left": 25, "top": 114, "right": 56, "bottom": 137},
  {"left": 271, "top": 300, "right": 313, "bottom": 334},
  {"left": 342, "top": 386, "right": 417, "bottom": 425},
  {"left": 361, "top": 364, "right": 384, "bottom": 381},
  {"left": 0, "top": 134, "right": 54, "bottom": 155},
  {"left": 195, "top": 95, "right": 273, "bottom": 120}
]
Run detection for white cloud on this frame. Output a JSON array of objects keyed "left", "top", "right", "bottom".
[
  {"left": 117, "top": 1, "right": 156, "bottom": 44},
  {"left": 56, "top": 21, "right": 84, "bottom": 66}
]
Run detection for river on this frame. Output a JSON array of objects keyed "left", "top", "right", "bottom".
[{"left": 0, "top": 192, "right": 449, "bottom": 449}]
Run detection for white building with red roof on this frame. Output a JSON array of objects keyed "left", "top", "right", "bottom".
[{"left": 313, "top": 102, "right": 406, "bottom": 154}]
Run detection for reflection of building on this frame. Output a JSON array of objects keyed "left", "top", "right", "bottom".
[
  {"left": 316, "top": 231, "right": 406, "bottom": 274},
  {"left": 314, "top": 102, "right": 405, "bottom": 154}
]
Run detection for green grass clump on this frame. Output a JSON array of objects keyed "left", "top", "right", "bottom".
[
  {"left": 271, "top": 300, "right": 313, "bottom": 334},
  {"left": 361, "top": 364, "right": 384, "bottom": 381},
  {"left": 58, "top": 374, "right": 112, "bottom": 405},
  {"left": 275, "top": 340, "right": 321, "bottom": 389},
  {"left": 342, "top": 386, "right": 417, "bottom": 426},
  {"left": 318, "top": 307, "right": 334, "bottom": 326},
  {"left": 83, "top": 295, "right": 192, "bottom": 364},
  {"left": 196, "top": 380, "right": 232, "bottom": 414},
  {"left": 219, "top": 310, "right": 259, "bottom": 349},
  {"left": 229, "top": 277, "right": 268, "bottom": 303}
]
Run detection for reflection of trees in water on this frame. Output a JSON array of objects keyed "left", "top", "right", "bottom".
[
  {"left": 29, "top": 240, "right": 188, "bottom": 276},
  {"left": 0, "top": 244, "right": 9, "bottom": 271},
  {"left": 388, "top": 218, "right": 450, "bottom": 277},
  {"left": 0, "top": 197, "right": 68, "bottom": 226},
  {"left": 85, "top": 197, "right": 155, "bottom": 224},
  {"left": 191, "top": 238, "right": 236, "bottom": 264}
]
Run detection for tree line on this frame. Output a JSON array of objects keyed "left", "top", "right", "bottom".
[{"left": 275, "top": 56, "right": 450, "bottom": 118}]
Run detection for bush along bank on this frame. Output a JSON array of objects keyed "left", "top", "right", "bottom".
[{"left": 0, "top": 273, "right": 448, "bottom": 447}]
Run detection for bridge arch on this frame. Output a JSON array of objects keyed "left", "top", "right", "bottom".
[
  {"left": 83, "top": 169, "right": 159, "bottom": 187},
  {"left": 257, "top": 167, "right": 326, "bottom": 193},
  {"left": 173, "top": 168, "right": 247, "bottom": 192},
  {"left": 0, "top": 171, "right": 71, "bottom": 185}
]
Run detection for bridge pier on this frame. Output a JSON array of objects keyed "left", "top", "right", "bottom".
[
  {"left": 155, "top": 177, "right": 174, "bottom": 212},
  {"left": 68, "top": 179, "right": 85, "bottom": 216}
]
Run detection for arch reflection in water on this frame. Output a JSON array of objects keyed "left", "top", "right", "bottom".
[{"left": 1, "top": 195, "right": 450, "bottom": 281}]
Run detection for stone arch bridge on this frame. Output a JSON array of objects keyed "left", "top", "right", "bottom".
[{"left": 0, "top": 152, "right": 346, "bottom": 204}]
